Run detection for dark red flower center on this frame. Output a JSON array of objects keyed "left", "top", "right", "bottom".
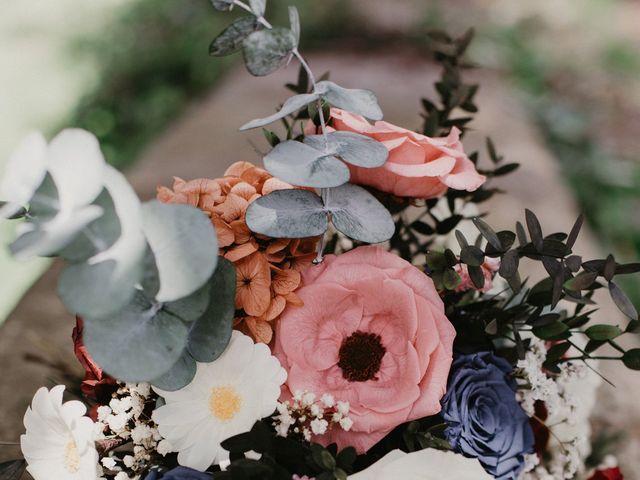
[{"left": 338, "top": 331, "right": 386, "bottom": 382}]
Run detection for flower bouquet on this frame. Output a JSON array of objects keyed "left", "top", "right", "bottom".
[{"left": 1, "top": 1, "right": 638, "bottom": 479}]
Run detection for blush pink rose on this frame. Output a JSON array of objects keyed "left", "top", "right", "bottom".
[
  {"left": 273, "top": 246, "right": 456, "bottom": 453},
  {"left": 454, "top": 257, "right": 500, "bottom": 293},
  {"left": 325, "top": 108, "right": 485, "bottom": 199}
]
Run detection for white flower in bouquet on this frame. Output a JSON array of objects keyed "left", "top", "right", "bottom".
[
  {"left": 20, "top": 385, "right": 98, "bottom": 480},
  {"left": 348, "top": 448, "right": 492, "bottom": 479},
  {"left": 152, "top": 331, "right": 287, "bottom": 471}
]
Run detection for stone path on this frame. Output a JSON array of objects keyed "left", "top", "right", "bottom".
[{"left": 2, "top": 52, "right": 639, "bottom": 475}]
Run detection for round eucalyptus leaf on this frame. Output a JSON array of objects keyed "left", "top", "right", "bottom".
[
  {"left": 210, "top": 0, "right": 234, "bottom": 11},
  {"left": 58, "top": 188, "right": 122, "bottom": 263},
  {"left": 83, "top": 290, "right": 189, "bottom": 382},
  {"left": 325, "top": 183, "right": 394, "bottom": 243},
  {"left": 209, "top": 16, "right": 258, "bottom": 57},
  {"left": 242, "top": 28, "right": 296, "bottom": 77},
  {"left": 289, "top": 6, "right": 300, "bottom": 45},
  {"left": 264, "top": 140, "right": 350, "bottom": 188},
  {"left": 141, "top": 201, "right": 218, "bottom": 303},
  {"left": 315, "top": 81, "right": 383, "bottom": 121},
  {"left": 246, "top": 189, "right": 327, "bottom": 238},
  {"left": 150, "top": 350, "right": 197, "bottom": 391},
  {"left": 240, "top": 93, "right": 320, "bottom": 131},
  {"left": 163, "top": 281, "right": 212, "bottom": 323},
  {"left": 304, "top": 131, "right": 388, "bottom": 168},
  {"left": 187, "top": 258, "right": 236, "bottom": 362},
  {"left": 248, "top": 0, "right": 266, "bottom": 17},
  {"left": 58, "top": 166, "right": 147, "bottom": 318}
]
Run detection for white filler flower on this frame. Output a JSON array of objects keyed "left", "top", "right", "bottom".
[
  {"left": 20, "top": 385, "right": 98, "bottom": 480},
  {"left": 348, "top": 448, "right": 492, "bottom": 480},
  {"left": 152, "top": 331, "right": 287, "bottom": 471}
]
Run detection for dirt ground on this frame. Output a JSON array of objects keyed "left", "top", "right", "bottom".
[{"left": 1, "top": 52, "right": 639, "bottom": 475}]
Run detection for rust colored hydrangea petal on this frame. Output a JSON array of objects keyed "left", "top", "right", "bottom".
[
  {"left": 290, "top": 252, "right": 317, "bottom": 272},
  {"left": 284, "top": 291, "right": 304, "bottom": 307},
  {"left": 265, "top": 238, "right": 289, "bottom": 255},
  {"left": 225, "top": 161, "right": 256, "bottom": 177},
  {"left": 225, "top": 239, "right": 258, "bottom": 263},
  {"left": 240, "top": 166, "right": 271, "bottom": 188},
  {"left": 259, "top": 294, "right": 287, "bottom": 322},
  {"left": 157, "top": 185, "right": 179, "bottom": 203},
  {"left": 230, "top": 219, "right": 252, "bottom": 244},
  {"left": 244, "top": 317, "right": 273, "bottom": 344},
  {"left": 212, "top": 216, "right": 235, "bottom": 248},
  {"left": 235, "top": 252, "right": 272, "bottom": 317},
  {"left": 272, "top": 267, "right": 301, "bottom": 295},
  {"left": 213, "top": 193, "right": 249, "bottom": 222},
  {"left": 230, "top": 181, "right": 257, "bottom": 201},
  {"left": 263, "top": 177, "right": 294, "bottom": 195}
]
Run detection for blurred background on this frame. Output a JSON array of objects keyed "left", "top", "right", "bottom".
[{"left": 0, "top": 0, "right": 639, "bottom": 475}]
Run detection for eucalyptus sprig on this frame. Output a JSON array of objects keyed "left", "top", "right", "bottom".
[{"left": 209, "top": 0, "right": 395, "bottom": 263}]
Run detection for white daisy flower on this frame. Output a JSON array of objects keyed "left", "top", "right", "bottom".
[
  {"left": 20, "top": 385, "right": 98, "bottom": 480},
  {"left": 152, "top": 331, "right": 287, "bottom": 471}
]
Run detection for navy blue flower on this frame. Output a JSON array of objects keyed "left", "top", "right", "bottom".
[
  {"left": 144, "top": 467, "right": 212, "bottom": 480},
  {"left": 441, "top": 352, "right": 534, "bottom": 480}
]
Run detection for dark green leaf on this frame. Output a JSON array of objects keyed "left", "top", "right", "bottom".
[
  {"left": 493, "top": 163, "right": 520, "bottom": 176},
  {"left": 411, "top": 221, "right": 435, "bottom": 236},
  {"left": 0, "top": 459, "right": 26, "bottom": 480},
  {"left": 210, "top": 16, "right": 258, "bottom": 57},
  {"left": 532, "top": 322, "right": 569, "bottom": 340},
  {"left": 486, "top": 137, "right": 500, "bottom": 164},
  {"left": 516, "top": 221, "right": 527, "bottom": 246},
  {"left": 468, "top": 264, "right": 485, "bottom": 289},
  {"left": 454, "top": 230, "right": 468, "bottom": 249},
  {"left": 564, "top": 271, "right": 598, "bottom": 291},
  {"left": 525, "top": 209, "right": 543, "bottom": 251},
  {"left": 623, "top": 349, "right": 640, "bottom": 370},
  {"left": 566, "top": 214, "right": 584, "bottom": 252},
  {"left": 604, "top": 254, "right": 616, "bottom": 282},
  {"left": 584, "top": 324, "right": 622, "bottom": 341},
  {"left": 609, "top": 281, "right": 638, "bottom": 320},
  {"left": 436, "top": 215, "right": 463, "bottom": 235},
  {"left": 443, "top": 268, "right": 462, "bottom": 290},
  {"left": 485, "top": 319, "right": 498, "bottom": 335},
  {"left": 472, "top": 217, "right": 501, "bottom": 250},
  {"left": 460, "top": 245, "right": 484, "bottom": 267},
  {"left": 565, "top": 255, "right": 582, "bottom": 272},
  {"left": 547, "top": 342, "right": 571, "bottom": 360},
  {"left": 499, "top": 250, "right": 519, "bottom": 278},
  {"left": 585, "top": 339, "right": 605, "bottom": 353}
]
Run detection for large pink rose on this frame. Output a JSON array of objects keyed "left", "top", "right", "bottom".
[
  {"left": 273, "top": 246, "right": 456, "bottom": 453},
  {"left": 328, "top": 108, "right": 485, "bottom": 199}
]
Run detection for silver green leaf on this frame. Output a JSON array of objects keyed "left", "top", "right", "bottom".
[
  {"left": 242, "top": 27, "right": 296, "bottom": 77},
  {"left": 315, "top": 81, "right": 383, "bottom": 120},
  {"left": 83, "top": 290, "right": 189, "bottom": 382},
  {"left": 326, "top": 183, "right": 394, "bottom": 243},
  {"left": 58, "top": 188, "right": 122, "bottom": 263},
  {"left": 304, "top": 131, "right": 388, "bottom": 168},
  {"left": 246, "top": 189, "right": 327, "bottom": 238},
  {"left": 211, "top": 0, "right": 234, "bottom": 11},
  {"left": 150, "top": 350, "right": 197, "bottom": 391},
  {"left": 187, "top": 258, "right": 236, "bottom": 362},
  {"left": 141, "top": 201, "right": 218, "bottom": 303},
  {"left": 240, "top": 93, "right": 319, "bottom": 130},
  {"left": 58, "top": 166, "right": 147, "bottom": 318},
  {"left": 289, "top": 6, "right": 300, "bottom": 46},
  {"left": 163, "top": 281, "right": 212, "bottom": 323},
  {"left": 209, "top": 16, "right": 258, "bottom": 57},
  {"left": 264, "top": 140, "right": 350, "bottom": 188},
  {"left": 248, "top": 0, "right": 266, "bottom": 17}
]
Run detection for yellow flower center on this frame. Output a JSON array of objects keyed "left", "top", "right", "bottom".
[
  {"left": 209, "top": 386, "right": 242, "bottom": 422},
  {"left": 64, "top": 438, "right": 80, "bottom": 473}
]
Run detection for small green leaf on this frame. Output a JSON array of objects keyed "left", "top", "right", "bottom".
[
  {"left": 584, "top": 324, "right": 622, "bottom": 341},
  {"left": 564, "top": 271, "right": 598, "bottom": 291},
  {"left": 240, "top": 93, "right": 320, "bottom": 130},
  {"left": 242, "top": 28, "right": 296, "bottom": 77},
  {"left": 623, "top": 349, "right": 640, "bottom": 370},
  {"left": 326, "top": 183, "right": 395, "bottom": 243},
  {"left": 141, "top": 201, "right": 218, "bottom": 303},
  {"left": 547, "top": 342, "right": 571, "bottom": 360},
  {"left": 304, "top": 131, "right": 388, "bottom": 168},
  {"left": 209, "top": 16, "right": 258, "bottom": 57},
  {"left": 604, "top": 254, "right": 616, "bottom": 282},
  {"left": 460, "top": 245, "right": 484, "bottom": 267},
  {"left": 472, "top": 217, "right": 501, "bottom": 250},
  {"left": 248, "top": 0, "right": 266, "bottom": 17},
  {"left": 499, "top": 250, "right": 519, "bottom": 279},
  {"left": 468, "top": 264, "right": 485, "bottom": 289},
  {"left": 443, "top": 268, "right": 462, "bottom": 290},
  {"left": 245, "top": 189, "right": 327, "bottom": 238},
  {"left": 525, "top": 209, "right": 543, "bottom": 251},
  {"left": 315, "top": 81, "right": 383, "bottom": 120},
  {"left": 532, "top": 322, "right": 569, "bottom": 340},
  {"left": 263, "top": 140, "right": 350, "bottom": 188}
]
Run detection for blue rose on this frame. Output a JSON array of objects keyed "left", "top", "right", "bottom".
[
  {"left": 441, "top": 352, "right": 534, "bottom": 480},
  {"left": 144, "top": 467, "right": 212, "bottom": 480}
]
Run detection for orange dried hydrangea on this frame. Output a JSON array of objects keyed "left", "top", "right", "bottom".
[{"left": 157, "top": 161, "right": 318, "bottom": 344}]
